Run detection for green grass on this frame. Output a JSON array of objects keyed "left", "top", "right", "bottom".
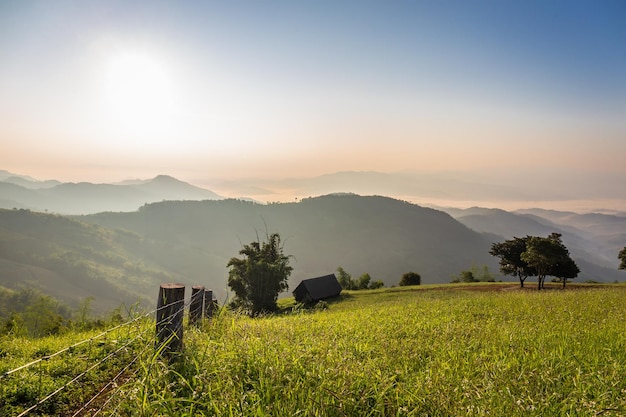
[
  {"left": 2, "top": 285, "right": 624, "bottom": 416},
  {"left": 0, "top": 318, "right": 151, "bottom": 417},
  {"left": 111, "top": 285, "right": 626, "bottom": 416}
]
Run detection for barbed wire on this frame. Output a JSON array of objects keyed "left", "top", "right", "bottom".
[
  {"left": 14, "top": 330, "right": 146, "bottom": 417},
  {"left": 69, "top": 325, "right": 158, "bottom": 417},
  {"left": 85, "top": 297, "right": 195, "bottom": 416},
  {"left": 3, "top": 294, "right": 195, "bottom": 417},
  {"left": 86, "top": 330, "right": 160, "bottom": 417},
  {"left": 1, "top": 297, "right": 180, "bottom": 380}
]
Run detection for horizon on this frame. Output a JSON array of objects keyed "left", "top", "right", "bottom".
[
  {"left": 3, "top": 167, "right": 626, "bottom": 215},
  {"left": 2, "top": 1, "right": 626, "bottom": 211}
]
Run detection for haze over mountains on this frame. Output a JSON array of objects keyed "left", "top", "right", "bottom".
[
  {"left": 0, "top": 170, "right": 221, "bottom": 214},
  {"left": 442, "top": 207, "right": 625, "bottom": 283},
  {"left": 3, "top": 169, "right": 626, "bottom": 215},
  {"left": 1, "top": 170, "right": 625, "bottom": 313}
]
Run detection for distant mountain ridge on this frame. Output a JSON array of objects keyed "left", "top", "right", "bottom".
[
  {"left": 1, "top": 193, "right": 623, "bottom": 314},
  {"left": 442, "top": 206, "right": 626, "bottom": 282},
  {"left": 0, "top": 171, "right": 222, "bottom": 214}
]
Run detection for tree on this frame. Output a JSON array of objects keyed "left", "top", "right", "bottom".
[
  {"left": 356, "top": 273, "right": 372, "bottom": 290},
  {"left": 399, "top": 272, "right": 421, "bottom": 286},
  {"left": 521, "top": 233, "right": 578, "bottom": 290},
  {"left": 619, "top": 247, "right": 626, "bottom": 270},
  {"left": 227, "top": 232, "right": 293, "bottom": 315},
  {"left": 22, "top": 295, "right": 65, "bottom": 337},
  {"left": 460, "top": 270, "right": 477, "bottom": 283},
  {"left": 368, "top": 280, "right": 385, "bottom": 290},
  {"left": 475, "top": 265, "right": 495, "bottom": 282},
  {"left": 553, "top": 255, "right": 580, "bottom": 289},
  {"left": 336, "top": 267, "right": 356, "bottom": 290},
  {"left": 490, "top": 237, "right": 534, "bottom": 288}
]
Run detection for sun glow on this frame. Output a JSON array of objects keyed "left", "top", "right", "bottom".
[{"left": 98, "top": 48, "right": 181, "bottom": 148}]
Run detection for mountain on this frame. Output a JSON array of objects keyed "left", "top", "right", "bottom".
[
  {"left": 3, "top": 194, "right": 622, "bottom": 312},
  {"left": 0, "top": 208, "right": 178, "bottom": 312},
  {"left": 1, "top": 176, "right": 60, "bottom": 189},
  {"left": 442, "top": 207, "right": 624, "bottom": 282},
  {"left": 0, "top": 174, "right": 222, "bottom": 214},
  {"left": 215, "top": 170, "right": 626, "bottom": 209},
  {"left": 2, "top": 195, "right": 503, "bottom": 311},
  {"left": 517, "top": 209, "right": 626, "bottom": 267},
  {"left": 218, "top": 171, "right": 548, "bottom": 202},
  {"left": 79, "top": 194, "right": 501, "bottom": 292}
]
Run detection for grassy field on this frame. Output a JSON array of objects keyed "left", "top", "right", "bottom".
[
  {"left": 2, "top": 284, "right": 625, "bottom": 416},
  {"left": 118, "top": 284, "right": 626, "bottom": 416},
  {"left": 0, "top": 319, "right": 152, "bottom": 417}
]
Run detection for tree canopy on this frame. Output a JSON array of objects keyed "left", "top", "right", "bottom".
[
  {"left": 227, "top": 232, "right": 292, "bottom": 315},
  {"left": 336, "top": 267, "right": 384, "bottom": 290},
  {"left": 520, "top": 233, "right": 579, "bottom": 290},
  {"left": 619, "top": 247, "right": 626, "bottom": 270},
  {"left": 491, "top": 233, "right": 578, "bottom": 290},
  {"left": 490, "top": 236, "right": 534, "bottom": 287},
  {"left": 399, "top": 272, "right": 421, "bottom": 286}
]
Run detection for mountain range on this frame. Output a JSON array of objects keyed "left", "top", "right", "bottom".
[
  {"left": 0, "top": 195, "right": 500, "bottom": 312},
  {"left": 441, "top": 206, "right": 625, "bottom": 282},
  {"left": 1, "top": 170, "right": 625, "bottom": 313},
  {"left": 0, "top": 170, "right": 221, "bottom": 214}
]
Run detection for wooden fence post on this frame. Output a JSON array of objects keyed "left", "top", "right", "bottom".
[
  {"left": 156, "top": 283, "right": 185, "bottom": 359},
  {"left": 203, "top": 289, "right": 215, "bottom": 318},
  {"left": 189, "top": 285, "right": 205, "bottom": 327}
]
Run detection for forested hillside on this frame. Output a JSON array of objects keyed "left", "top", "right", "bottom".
[
  {"left": 4, "top": 194, "right": 622, "bottom": 313},
  {"left": 0, "top": 209, "right": 175, "bottom": 312},
  {"left": 81, "top": 194, "right": 499, "bottom": 293}
]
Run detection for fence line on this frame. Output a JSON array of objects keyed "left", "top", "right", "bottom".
[
  {"left": 2, "top": 284, "right": 214, "bottom": 416},
  {"left": 87, "top": 326, "right": 162, "bottom": 417},
  {"left": 2, "top": 295, "right": 189, "bottom": 416},
  {"left": 72, "top": 297, "right": 194, "bottom": 417},
  {"left": 70, "top": 323, "right": 160, "bottom": 417},
  {"left": 1, "top": 298, "right": 177, "bottom": 380},
  {"left": 14, "top": 328, "right": 149, "bottom": 417}
]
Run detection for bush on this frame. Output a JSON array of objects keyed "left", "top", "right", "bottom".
[{"left": 399, "top": 272, "right": 421, "bottom": 286}]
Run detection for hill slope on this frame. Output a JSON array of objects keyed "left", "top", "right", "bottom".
[
  {"left": 82, "top": 194, "right": 500, "bottom": 292},
  {"left": 0, "top": 209, "right": 176, "bottom": 312}
]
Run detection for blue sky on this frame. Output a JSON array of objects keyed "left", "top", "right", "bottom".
[{"left": 1, "top": 1, "right": 625, "bottom": 200}]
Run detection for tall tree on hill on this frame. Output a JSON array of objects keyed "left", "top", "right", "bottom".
[
  {"left": 490, "top": 236, "right": 534, "bottom": 288},
  {"left": 619, "top": 247, "right": 626, "bottom": 270},
  {"left": 227, "top": 232, "right": 293, "bottom": 316}
]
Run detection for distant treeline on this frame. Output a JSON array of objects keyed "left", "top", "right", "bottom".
[{"left": 0, "top": 287, "right": 124, "bottom": 338}]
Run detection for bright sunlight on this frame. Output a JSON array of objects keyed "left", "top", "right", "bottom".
[{"left": 98, "top": 48, "right": 180, "bottom": 148}]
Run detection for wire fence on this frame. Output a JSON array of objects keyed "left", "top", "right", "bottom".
[{"left": 0, "top": 289, "right": 202, "bottom": 417}]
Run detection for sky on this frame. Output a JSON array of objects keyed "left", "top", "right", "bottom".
[{"left": 1, "top": 1, "right": 625, "bottom": 204}]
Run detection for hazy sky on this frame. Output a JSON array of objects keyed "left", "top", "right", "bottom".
[{"left": 1, "top": 1, "right": 625, "bottom": 188}]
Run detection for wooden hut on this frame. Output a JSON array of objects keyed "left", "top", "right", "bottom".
[{"left": 293, "top": 274, "right": 342, "bottom": 303}]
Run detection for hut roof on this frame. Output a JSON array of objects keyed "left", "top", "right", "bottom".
[{"left": 293, "top": 273, "right": 342, "bottom": 302}]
